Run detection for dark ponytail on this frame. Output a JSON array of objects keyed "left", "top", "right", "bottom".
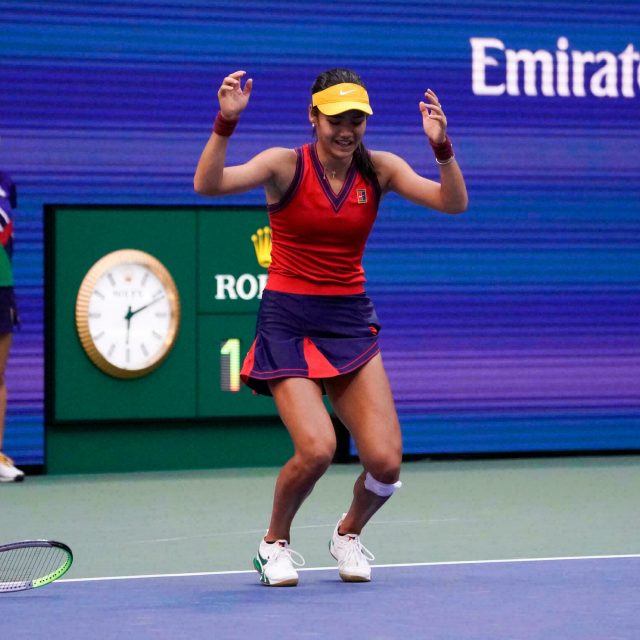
[{"left": 311, "top": 68, "right": 378, "bottom": 186}]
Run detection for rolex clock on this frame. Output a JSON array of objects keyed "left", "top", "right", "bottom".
[{"left": 75, "top": 249, "right": 180, "bottom": 379}]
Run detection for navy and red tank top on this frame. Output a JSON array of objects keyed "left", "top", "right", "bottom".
[{"left": 265, "top": 143, "right": 380, "bottom": 295}]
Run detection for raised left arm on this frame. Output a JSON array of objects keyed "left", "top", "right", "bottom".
[{"left": 376, "top": 89, "right": 468, "bottom": 214}]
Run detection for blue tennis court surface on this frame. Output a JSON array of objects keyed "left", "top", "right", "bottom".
[{"left": 4, "top": 556, "right": 638, "bottom": 639}]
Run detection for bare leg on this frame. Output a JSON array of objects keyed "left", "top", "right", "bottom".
[
  {"left": 266, "top": 377, "right": 336, "bottom": 542},
  {"left": 0, "top": 333, "right": 12, "bottom": 450},
  {"left": 325, "top": 353, "right": 402, "bottom": 535}
]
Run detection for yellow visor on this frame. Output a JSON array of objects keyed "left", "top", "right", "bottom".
[{"left": 312, "top": 83, "right": 373, "bottom": 116}]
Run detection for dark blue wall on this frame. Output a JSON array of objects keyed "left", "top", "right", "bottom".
[{"left": 1, "top": 1, "right": 639, "bottom": 464}]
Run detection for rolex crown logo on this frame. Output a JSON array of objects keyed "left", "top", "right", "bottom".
[{"left": 251, "top": 226, "right": 272, "bottom": 268}]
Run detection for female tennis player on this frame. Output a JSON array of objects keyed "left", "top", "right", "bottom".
[{"left": 194, "top": 68, "right": 468, "bottom": 586}]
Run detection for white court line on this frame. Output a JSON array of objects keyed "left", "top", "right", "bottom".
[
  {"left": 124, "top": 519, "right": 434, "bottom": 545},
  {"left": 58, "top": 553, "right": 640, "bottom": 584}
]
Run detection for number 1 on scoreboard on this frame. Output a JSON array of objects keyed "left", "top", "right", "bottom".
[{"left": 220, "top": 338, "right": 241, "bottom": 392}]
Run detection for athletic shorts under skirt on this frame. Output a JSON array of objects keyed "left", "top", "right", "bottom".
[{"left": 240, "top": 290, "right": 381, "bottom": 396}]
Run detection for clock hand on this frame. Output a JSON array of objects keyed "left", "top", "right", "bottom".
[
  {"left": 128, "top": 295, "right": 166, "bottom": 318},
  {"left": 123, "top": 296, "right": 165, "bottom": 346},
  {"left": 125, "top": 305, "right": 132, "bottom": 345}
]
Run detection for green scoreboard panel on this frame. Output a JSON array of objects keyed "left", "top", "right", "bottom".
[
  {"left": 47, "top": 205, "right": 279, "bottom": 423},
  {"left": 196, "top": 209, "right": 275, "bottom": 416}
]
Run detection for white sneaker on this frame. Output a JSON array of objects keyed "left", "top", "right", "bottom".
[
  {"left": 329, "top": 514, "right": 375, "bottom": 582},
  {"left": 253, "top": 538, "right": 305, "bottom": 587},
  {"left": 0, "top": 452, "right": 25, "bottom": 483}
]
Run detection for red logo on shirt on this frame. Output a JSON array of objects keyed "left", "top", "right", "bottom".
[{"left": 356, "top": 189, "right": 367, "bottom": 204}]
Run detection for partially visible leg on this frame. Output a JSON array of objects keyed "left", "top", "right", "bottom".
[
  {"left": 0, "top": 333, "right": 12, "bottom": 450},
  {"left": 266, "top": 377, "right": 336, "bottom": 542},
  {"left": 0, "top": 332, "right": 22, "bottom": 482},
  {"left": 325, "top": 353, "right": 403, "bottom": 535},
  {"left": 253, "top": 377, "right": 336, "bottom": 586}
]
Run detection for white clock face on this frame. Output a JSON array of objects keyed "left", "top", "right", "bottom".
[
  {"left": 76, "top": 250, "right": 180, "bottom": 378},
  {"left": 88, "top": 262, "right": 173, "bottom": 371}
]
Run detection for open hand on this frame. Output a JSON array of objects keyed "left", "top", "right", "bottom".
[
  {"left": 218, "top": 70, "right": 253, "bottom": 120},
  {"left": 419, "top": 89, "right": 447, "bottom": 144}
]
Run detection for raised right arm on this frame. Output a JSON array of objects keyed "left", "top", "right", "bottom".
[
  {"left": 194, "top": 71, "right": 296, "bottom": 197},
  {"left": 194, "top": 138, "right": 286, "bottom": 197},
  {"left": 193, "top": 70, "right": 251, "bottom": 195}
]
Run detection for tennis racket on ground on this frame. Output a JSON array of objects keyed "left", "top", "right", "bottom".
[{"left": 0, "top": 540, "right": 73, "bottom": 593}]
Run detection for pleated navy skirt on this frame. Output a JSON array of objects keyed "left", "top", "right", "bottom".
[{"left": 240, "top": 289, "right": 381, "bottom": 396}]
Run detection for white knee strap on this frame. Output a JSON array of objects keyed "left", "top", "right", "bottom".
[{"left": 364, "top": 472, "right": 402, "bottom": 497}]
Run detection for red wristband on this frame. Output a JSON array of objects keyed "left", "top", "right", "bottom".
[
  {"left": 213, "top": 111, "right": 239, "bottom": 137},
  {"left": 430, "top": 136, "right": 455, "bottom": 165}
]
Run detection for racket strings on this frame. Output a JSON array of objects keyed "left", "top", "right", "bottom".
[{"left": 0, "top": 544, "right": 68, "bottom": 591}]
